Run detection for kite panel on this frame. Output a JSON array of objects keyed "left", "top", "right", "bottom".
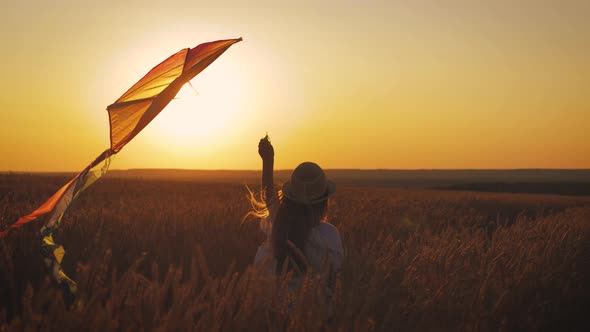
[
  {"left": 115, "top": 48, "right": 188, "bottom": 103},
  {"left": 184, "top": 38, "right": 242, "bottom": 73},
  {"left": 108, "top": 99, "right": 153, "bottom": 151}
]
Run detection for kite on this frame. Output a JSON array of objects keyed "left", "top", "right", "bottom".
[{"left": 0, "top": 38, "right": 242, "bottom": 301}]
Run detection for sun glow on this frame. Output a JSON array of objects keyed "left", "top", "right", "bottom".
[{"left": 148, "top": 61, "right": 246, "bottom": 150}]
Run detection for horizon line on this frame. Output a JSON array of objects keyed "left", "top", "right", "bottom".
[{"left": 2, "top": 167, "right": 590, "bottom": 174}]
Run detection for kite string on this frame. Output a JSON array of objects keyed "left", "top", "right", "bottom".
[
  {"left": 187, "top": 80, "right": 200, "bottom": 96},
  {"left": 171, "top": 81, "right": 199, "bottom": 101}
]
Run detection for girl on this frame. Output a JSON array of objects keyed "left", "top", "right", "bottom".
[{"left": 249, "top": 135, "right": 344, "bottom": 293}]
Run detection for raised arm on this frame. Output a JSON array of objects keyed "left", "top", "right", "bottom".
[{"left": 258, "top": 135, "right": 278, "bottom": 207}]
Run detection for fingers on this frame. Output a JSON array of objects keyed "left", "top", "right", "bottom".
[
  {"left": 258, "top": 136, "right": 274, "bottom": 159},
  {"left": 258, "top": 139, "right": 274, "bottom": 160},
  {"left": 259, "top": 139, "right": 272, "bottom": 149}
]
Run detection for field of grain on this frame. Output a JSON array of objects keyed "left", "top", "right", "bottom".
[{"left": 1, "top": 174, "right": 589, "bottom": 331}]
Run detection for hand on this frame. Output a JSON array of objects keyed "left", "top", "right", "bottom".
[{"left": 258, "top": 135, "right": 274, "bottom": 161}]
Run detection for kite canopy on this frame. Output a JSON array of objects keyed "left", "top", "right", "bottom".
[
  {"left": 108, "top": 38, "right": 242, "bottom": 152},
  {"left": 0, "top": 38, "right": 242, "bottom": 300}
]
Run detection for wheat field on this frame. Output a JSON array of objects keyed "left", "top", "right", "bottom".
[{"left": 0, "top": 174, "right": 589, "bottom": 331}]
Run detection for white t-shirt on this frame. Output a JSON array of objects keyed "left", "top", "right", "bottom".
[{"left": 253, "top": 219, "right": 344, "bottom": 278}]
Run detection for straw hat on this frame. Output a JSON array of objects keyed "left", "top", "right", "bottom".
[{"left": 282, "top": 162, "right": 336, "bottom": 204}]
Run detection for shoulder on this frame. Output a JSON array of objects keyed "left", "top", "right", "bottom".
[
  {"left": 315, "top": 221, "right": 343, "bottom": 253},
  {"left": 306, "top": 222, "right": 344, "bottom": 270},
  {"left": 317, "top": 221, "right": 341, "bottom": 236}
]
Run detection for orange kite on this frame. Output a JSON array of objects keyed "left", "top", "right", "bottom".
[{"left": 0, "top": 38, "right": 242, "bottom": 298}]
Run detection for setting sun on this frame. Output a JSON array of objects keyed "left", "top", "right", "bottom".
[{"left": 150, "top": 61, "right": 247, "bottom": 149}]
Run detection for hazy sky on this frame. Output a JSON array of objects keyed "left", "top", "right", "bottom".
[{"left": 1, "top": 0, "right": 589, "bottom": 171}]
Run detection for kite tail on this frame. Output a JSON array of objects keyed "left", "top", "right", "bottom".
[
  {"left": 0, "top": 149, "right": 114, "bottom": 237},
  {"left": 0, "top": 177, "right": 79, "bottom": 238},
  {"left": 39, "top": 148, "right": 114, "bottom": 303}
]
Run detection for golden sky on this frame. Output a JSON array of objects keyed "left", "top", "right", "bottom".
[{"left": 1, "top": 0, "right": 589, "bottom": 171}]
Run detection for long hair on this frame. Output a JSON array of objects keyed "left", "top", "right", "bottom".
[
  {"left": 272, "top": 197, "right": 328, "bottom": 275},
  {"left": 244, "top": 186, "right": 328, "bottom": 275},
  {"left": 242, "top": 186, "right": 271, "bottom": 222}
]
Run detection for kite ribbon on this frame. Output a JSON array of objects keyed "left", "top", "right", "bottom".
[
  {"left": 40, "top": 148, "right": 114, "bottom": 300},
  {"left": 0, "top": 38, "right": 242, "bottom": 299}
]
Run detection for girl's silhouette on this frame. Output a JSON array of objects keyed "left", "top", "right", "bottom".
[{"left": 248, "top": 135, "right": 343, "bottom": 297}]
